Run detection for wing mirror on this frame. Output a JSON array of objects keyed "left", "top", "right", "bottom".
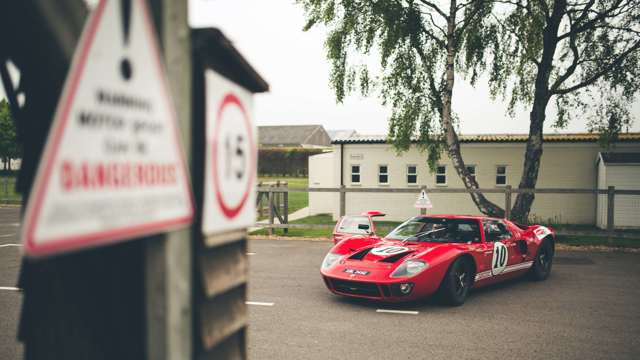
[{"left": 358, "top": 224, "right": 370, "bottom": 231}]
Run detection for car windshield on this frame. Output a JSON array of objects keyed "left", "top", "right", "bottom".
[
  {"left": 337, "top": 216, "right": 371, "bottom": 235},
  {"left": 385, "top": 217, "right": 480, "bottom": 243}
]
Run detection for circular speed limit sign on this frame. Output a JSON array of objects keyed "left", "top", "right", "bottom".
[{"left": 212, "top": 93, "right": 256, "bottom": 219}]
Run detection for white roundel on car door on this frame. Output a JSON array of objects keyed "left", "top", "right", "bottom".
[{"left": 491, "top": 241, "right": 508, "bottom": 276}]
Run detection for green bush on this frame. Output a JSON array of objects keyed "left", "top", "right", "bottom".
[{"left": 258, "top": 148, "right": 326, "bottom": 176}]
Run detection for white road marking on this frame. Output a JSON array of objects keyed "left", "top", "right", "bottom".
[
  {"left": 0, "top": 233, "right": 16, "bottom": 238},
  {"left": 376, "top": 309, "right": 419, "bottom": 315},
  {"left": 246, "top": 301, "right": 274, "bottom": 306},
  {"left": 0, "top": 223, "right": 20, "bottom": 227},
  {"left": 0, "top": 287, "right": 22, "bottom": 292},
  {"left": 246, "top": 252, "right": 256, "bottom": 256},
  {"left": 0, "top": 243, "right": 21, "bottom": 248}
]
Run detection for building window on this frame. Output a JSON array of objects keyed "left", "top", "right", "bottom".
[
  {"left": 351, "top": 165, "right": 360, "bottom": 184},
  {"left": 378, "top": 165, "right": 389, "bottom": 184},
  {"left": 496, "top": 165, "right": 507, "bottom": 186},
  {"left": 466, "top": 165, "right": 476, "bottom": 182},
  {"left": 407, "top": 165, "right": 417, "bottom": 185},
  {"left": 436, "top": 165, "right": 447, "bottom": 186}
]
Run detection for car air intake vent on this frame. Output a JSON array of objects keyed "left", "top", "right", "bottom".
[
  {"left": 348, "top": 247, "right": 373, "bottom": 260},
  {"left": 379, "top": 251, "right": 413, "bottom": 263}
]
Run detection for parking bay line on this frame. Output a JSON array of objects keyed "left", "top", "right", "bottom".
[
  {"left": 0, "top": 287, "right": 22, "bottom": 292},
  {"left": 0, "top": 233, "right": 17, "bottom": 238},
  {"left": 246, "top": 252, "right": 256, "bottom": 256},
  {"left": 246, "top": 301, "right": 274, "bottom": 307},
  {"left": 0, "top": 243, "right": 21, "bottom": 248},
  {"left": 376, "top": 309, "right": 419, "bottom": 315}
]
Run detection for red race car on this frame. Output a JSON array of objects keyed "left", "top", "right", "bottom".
[{"left": 321, "top": 214, "right": 555, "bottom": 306}]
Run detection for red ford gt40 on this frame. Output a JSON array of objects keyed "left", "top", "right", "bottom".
[{"left": 321, "top": 214, "right": 555, "bottom": 306}]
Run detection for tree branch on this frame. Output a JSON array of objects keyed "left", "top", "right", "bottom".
[
  {"left": 552, "top": 40, "right": 640, "bottom": 95},
  {"left": 550, "top": 15, "right": 580, "bottom": 92},
  {"left": 557, "top": 0, "right": 626, "bottom": 40},
  {"left": 418, "top": 0, "right": 450, "bottom": 20}
]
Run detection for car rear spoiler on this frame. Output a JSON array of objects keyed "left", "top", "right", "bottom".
[{"left": 361, "top": 211, "right": 386, "bottom": 217}]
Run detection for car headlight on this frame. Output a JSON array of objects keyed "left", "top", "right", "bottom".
[
  {"left": 391, "top": 259, "right": 428, "bottom": 278},
  {"left": 321, "top": 252, "right": 342, "bottom": 269}
]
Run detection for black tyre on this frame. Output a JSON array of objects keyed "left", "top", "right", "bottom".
[
  {"left": 438, "top": 257, "right": 473, "bottom": 306},
  {"left": 529, "top": 239, "right": 554, "bottom": 281}
]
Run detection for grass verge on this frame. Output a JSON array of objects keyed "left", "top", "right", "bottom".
[
  {"left": 250, "top": 214, "right": 402, "bottom": 238},
  {"left": 0, "top": 176, "right": 21, "bottom": 203},
  {"left": 252, "top": 215, "right": 640, "bottom": 249},
  {"left": 258, "top": 177, "right": 308, "bottom": 218}
]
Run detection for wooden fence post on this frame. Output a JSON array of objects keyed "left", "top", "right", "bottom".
[
  {"left": 283, "top": 187, "right": 289, "bottom": 235},
  {"left": 607, "top": 186, "right": 615, "bottom": 243},
  {"left": 339, "top": 185, "right": 346, "bottom": 217},
  {"left": 268, "top": 190, "right": 274, "bottom": 236},
  {"left": 504, "top": 185, "right": 512, "bottom": 220}
]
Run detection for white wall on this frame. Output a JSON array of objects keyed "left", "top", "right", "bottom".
[
  {"left": 605, "top": 165, "right": 640, "bottom": 228},
  {"left": 308, "top": 151, "right": 339, "bottom": 216},
  {"left": 310, "top": 141, "right": 640, "bottom": 224}
]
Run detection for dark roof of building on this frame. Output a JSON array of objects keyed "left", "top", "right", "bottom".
[
  {"left": 258, "top": 125, "right": 330, "bottom": 146},
  {"left": 333, "top": 132, "right": 640, "bottom": 144},
  {"left": 600, "top": 152, "right": 640, "bottom": 164},
  {"left": 192, "top": 28, "right": 269, "bottom": 93}
]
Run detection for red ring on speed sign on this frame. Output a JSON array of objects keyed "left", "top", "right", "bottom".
[{"left": 212, "top": 93, "right": 255, "bottom": 219}]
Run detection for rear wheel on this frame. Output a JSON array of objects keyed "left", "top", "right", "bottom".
[
  {"left": 438, "top": 257, "right": 473, "bottom": 306},
  {"left": 529, "top": 239, "right": 554, "bottom": 281}
]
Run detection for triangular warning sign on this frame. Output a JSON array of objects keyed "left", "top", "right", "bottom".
[
  {"left": 22, "top": 0, "right": 193, "bottom": 257},
  {"left": 414, "top": 189, "right": 433, "bottom": 209}
]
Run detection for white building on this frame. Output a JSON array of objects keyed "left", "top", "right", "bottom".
[
  {"left": 308, "top": 133, "right": 640, "bottom": 227},
  {"left": 596, "top": 153, "right": 640, "bottom": 229}
]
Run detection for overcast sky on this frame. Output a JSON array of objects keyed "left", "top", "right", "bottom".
[{"left": 2, "top": 0, "right": 638, "bottom": 135}]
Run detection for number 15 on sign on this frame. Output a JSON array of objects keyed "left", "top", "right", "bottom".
[{"left": 202, "top": 70, "right": 257, "bottom": 235}]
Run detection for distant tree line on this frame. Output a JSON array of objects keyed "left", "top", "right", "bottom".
[
  {"left": 258, "top": 148, "right": 326, "bottom": 177},
  {"left": 0, "top": 99, "right": 20, "bottom": 174}
]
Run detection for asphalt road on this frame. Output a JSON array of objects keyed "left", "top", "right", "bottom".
[
  {"left": 0, "top": 206, "right": 23, "bottom": 360},
  {"left": 1, "top": 204, "right": 639, "bottom": 360},
  {"left": 247, "top": 239, "right": 640, "bottom": 360}
]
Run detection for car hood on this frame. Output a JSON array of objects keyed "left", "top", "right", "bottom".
[{"left": 347, "top": 240, "right": 445, "bottom": 263}]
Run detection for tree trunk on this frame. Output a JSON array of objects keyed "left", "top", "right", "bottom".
[
  {"left": 441, "top": 0, "right": 505, "bottom": 217},
  {"left": 510, "top": 0, "right": 566, "bottom": 223}
]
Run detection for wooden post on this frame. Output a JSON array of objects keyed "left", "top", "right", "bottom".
[
  {"left": 339, "top": 185, "right": 346, "bottom": 217},
  {"left": 283, "top": 186, "right": 289, "bottom": 235},
  {"left": 607, "top": 186, "right": 615, "bottom": 243},
  {"left": 268, "top": 190, "right": 274, "bottom": 236},
  {"left": 504, "top": 185, "right": 512, "bottom": 220},
  {"left": 146, "top": 0, "right": 193, "bottom": 359}
]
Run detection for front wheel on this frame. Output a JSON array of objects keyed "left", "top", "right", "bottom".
[
  {"left": 529, "top": 240, "right": 554, "bottom": 281},
  {"left": 438, "top": 257, "right": 473, "bottom": 306}
]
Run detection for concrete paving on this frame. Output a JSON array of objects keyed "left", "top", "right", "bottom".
[{"left": 0, "top": 206, "right": 23, "bottom": 360}]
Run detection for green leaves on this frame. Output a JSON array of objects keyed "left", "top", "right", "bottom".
[
  {"left": 298, "top": 0, "right": 494, "bottom": 170},
  {"left": 0, "top": 99, "right": 19, "bottom": 165}
]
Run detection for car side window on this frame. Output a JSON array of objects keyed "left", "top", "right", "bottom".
[{"left": 483, "top": 221, "right": 512, "bottom": 242}]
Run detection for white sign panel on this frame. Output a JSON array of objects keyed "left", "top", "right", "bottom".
[
  {"left": 414, "top": 189, "right": 433, "bottom": 209},
  {"left": 22, "top": 0, "right": 194, "bottom": 257},
  {"left": 202, "top": 70, "right": 257, "bottom": 235}
]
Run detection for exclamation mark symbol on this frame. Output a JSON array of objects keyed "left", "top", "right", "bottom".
[{"left": 120, "top": 0, "right": 133, "bottom": 81}]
